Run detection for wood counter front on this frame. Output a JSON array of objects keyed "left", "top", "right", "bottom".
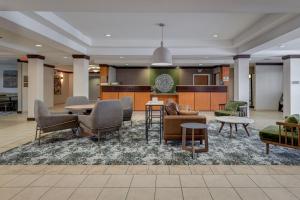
[
  {"left": 176, "top": 85, "right": 227, "bottom": 111},
  {"left": 101, "top": 85, "right": 227, "bottom": 111},
  {"left": 101, "top": 85, "right": 151, "bottom": 111}
]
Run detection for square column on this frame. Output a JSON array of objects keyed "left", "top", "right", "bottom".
[
  {"left": 233, "top": 55, "right": 250, "bottom": 116},
  {"left": 27, "top": 55, "right": 45, "bottom": 120},
  {"left": 282, "top": 55, "right": 300, "bottom": 116},
  {"left": 72, "top": 55, "right": 90, "bottom": 98}
]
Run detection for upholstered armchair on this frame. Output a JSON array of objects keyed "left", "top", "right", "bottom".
[
  {"left": 78, "top": 100, "right": 123, "bottom": 143},
  {"left": 120, "top": 96, "right": 133, "bottom": 126},
  {"left": 34, "top": 100, "right": 79, "bottom": 145},
  {"left": 65, "top": 96, "right": 90, "bottom": 114},
  {"left": 214, "top": 101, "right": 248, "bottom": 117}
]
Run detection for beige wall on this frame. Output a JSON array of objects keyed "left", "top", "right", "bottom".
[
  {"left": 54, "top": 72, "right": 73, "bottom": 105},
  {"left": 43, "top": 67, "right": 54, "bottom": 107}
]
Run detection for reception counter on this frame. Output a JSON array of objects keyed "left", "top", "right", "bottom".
[{"left": 101, "top": 85, "right": 227, "bottom": 111}]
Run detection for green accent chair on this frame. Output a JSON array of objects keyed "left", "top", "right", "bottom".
[
  {"left": 214, "top": 101, "right": 248, "bottom": 117},
  {"left": 259, "top": 114, "right": 300, "bottom": 154}
]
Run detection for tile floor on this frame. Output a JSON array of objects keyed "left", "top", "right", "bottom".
[
  {"left": 0, "top": 165, "right": 299, "bottom": 200},
  {"left": 1, "top": 107, "right": 297, "bottom": 199}
]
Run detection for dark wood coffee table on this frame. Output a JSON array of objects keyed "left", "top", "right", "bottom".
[{"left": 181, "top": 123, "right": 208, "bottom": 158}]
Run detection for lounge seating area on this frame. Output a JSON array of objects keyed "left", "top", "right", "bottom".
[
  {"left": 0, "top": 93, "right": 17, "bottom": 112},
  {"left": 2, "top": 2, "right": 300, "bottom": 199}
]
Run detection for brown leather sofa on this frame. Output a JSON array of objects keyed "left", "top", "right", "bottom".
[{"left": 164, "top": 114, "right": 207, "bottom": 144}]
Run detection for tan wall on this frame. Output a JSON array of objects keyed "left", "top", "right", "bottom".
[
  {"left": 54, "top": 72, "right": 73, "bottom": 105},
  {"left": 178, "top": 68, "right": 214, "bottom": 85}
]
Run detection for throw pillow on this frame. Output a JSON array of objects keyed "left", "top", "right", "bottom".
[{"left": 165, "top": 101, "right": 178, "bottom": 115}]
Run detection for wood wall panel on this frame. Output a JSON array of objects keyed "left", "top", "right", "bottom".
[
  {"left": 118, "top": 92, "right": 135, "bottom": 106},
  {"left": 178, "top": 92, "right": 195, "bottom": 110},
  {"left": 134, "top": 92, "right": 150, "bottom": 111},
  {"left": 211, "top": 92, "right": 227, "bottom": 111},
  {"left": 102, "top": 92, "right": 119, "bottom": 100},
  {"left": 194, "top": 92, "right": 211, "bottom": 111}
]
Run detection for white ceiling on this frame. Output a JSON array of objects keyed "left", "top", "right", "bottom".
[
  {"left": 2, "top": 0, "right": 300, "bottom": 13},
  {"left": 1, "top": 0, "right": 300, "bottom": 69},
  {"left": 55, "top": 12, "right": 262, "bottom": 44}
]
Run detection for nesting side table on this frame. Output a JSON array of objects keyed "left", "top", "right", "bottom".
[{"left": 181, "top": 123, "right": 209, "bottom": 158}]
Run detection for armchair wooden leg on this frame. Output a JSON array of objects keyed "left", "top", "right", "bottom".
[
  {"left": 117, "top": 130, "right": 121, "bottom": 141},
  {"left": 97, "top": 130, "right": 100, "bottom": 144},
  {"left": 38, "top": 129, "right": 42, "bottom": 145},
  {"left": 35, "top": 125, "right": 38, "bottom": 140}
]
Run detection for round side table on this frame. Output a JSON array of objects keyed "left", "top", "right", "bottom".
[{"left": 181, "top": 123, "right": 209, "bottom": 158}]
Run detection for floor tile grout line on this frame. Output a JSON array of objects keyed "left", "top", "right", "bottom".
[
  {"left": 124, "top": 175, "right": 134, "bottom": 200},
  {"left": 225, "top": 174, "right": 244, "bottom": 200}
]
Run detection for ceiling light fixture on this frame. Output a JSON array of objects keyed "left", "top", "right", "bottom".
[
  {"left": 63, "top": 56, "right": 68, "bottom": 59},
  {"left": 213, "top": 34, "right": 219, "bottom": 38},
  {"left": 199, "top": 64, "right": 203, "bottom": 66},
  {"left": 120, "top": 56, "right": 124, "bottom": 59},
  {"left": 279, "top": 44, "right": 285, "bottom": 48},
  {"left": 35, "top": 44, "right": 42, "bottom": 47},
  {"left": 105, "top": 34, "right": 112, "bottom": 37},
  {"left": 125, "top": 64, "right": 129, "bottom": 66},
  {"left": 151, "top": 23, "right": 172, "bottom": 66}
]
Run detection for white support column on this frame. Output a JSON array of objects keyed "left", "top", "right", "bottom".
[
  {"left": 233, "top": 55, "right": 251, "bottom": 116},
  {"left": 282, "top": 55, "right": 300, "bottom": 116},
  {"left": 17, "top": 60, "right": 23, "bottom": 113},
  {"left": 72, "top": 55, "right": 90, "bottom": 98},
  {"left": 27, "top": 55, "right": 45, "bottom": 120}
]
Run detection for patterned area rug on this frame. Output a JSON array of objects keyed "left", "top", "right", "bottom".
[{"left": 1, "top": 120, "right": 300, "bottom": 165}]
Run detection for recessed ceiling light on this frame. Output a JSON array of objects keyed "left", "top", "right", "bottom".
[
  {"left": 204, "top": 56, "right": 209, "bottom": 59},
  {"left": 63, "top": 56, "right": 68, "bottom": 59},
  {"left": 279, "top": 44, "right": 285, "bottom": 48},
  {"left": 213, "top": 34, "right": 219, "bottom": 38},
  {"left": 199, "top": 64, "right": 203, "bottom": 66},
  {"left": 120, "top": 56, "right": 124, "bottom": 59},
  {"left": 105, "top": 34, "right": 112, "bottom": 37},
  {"left": 125, "top": 64, "right": 129, "bottom": 66},
  {"left": 35, "top": 44, "right": 42, "bottom": 47}
]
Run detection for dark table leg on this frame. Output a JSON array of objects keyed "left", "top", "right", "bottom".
[
  {"left": 159, "top": 106, "right": 162, "bottom": 144},
  {"left": 219, "top": 122, "right": 225, "bottom": 133},
  {"left": 243, "top": 124, "right": 250, "bottom": 136},
  {"left": 229, "top": 123, "right": 233, "bottom": 137},
  {"left": 145, "top": 105, "right": 149, "bottom": 143},
  {"left": 235, "top": 124, "right": 238, "bottom": 132}
]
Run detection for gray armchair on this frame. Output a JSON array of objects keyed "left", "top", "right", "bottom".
[
  {"left": 78, "top": 100, "right": 123, "bottom": 143},
  {"left": 120, "top": 96, "right": 133, "bottom": 126},
  {"left": 34, "top": 100, "right": 79, "bottom": 145},
  {"left": 65, "top": 96, "right": 90, "bottom": 114}
]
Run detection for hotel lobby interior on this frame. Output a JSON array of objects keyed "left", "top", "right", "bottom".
[{"left": 1, "top": 0, "right": 300, "bottom": 199}]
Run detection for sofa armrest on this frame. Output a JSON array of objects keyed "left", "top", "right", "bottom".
[{"left": 39, "top": 115, "right": 78, "bottom": 131}]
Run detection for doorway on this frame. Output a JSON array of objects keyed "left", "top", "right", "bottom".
[{"left": 193, "top": 74, "right": 210, "bottom": 85}]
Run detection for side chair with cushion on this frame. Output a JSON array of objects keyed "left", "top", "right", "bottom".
[
  {"left": 214, "top": 101, "right": 248, "bottom": 117},
  {"left": 120, "top": 96, "right": 133, "bottom": 126},
  {"left": 65, "top": 96, "right": 90, "bottom": 114},
  {"left": 34, "top": 100, "right": 79, "bottom": 145},
  {"left": 78, "top": 100, "right": 123, "bottom": 143},
  {"left": 259, "top": 114, "right": 300, "bottom": 154}
]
